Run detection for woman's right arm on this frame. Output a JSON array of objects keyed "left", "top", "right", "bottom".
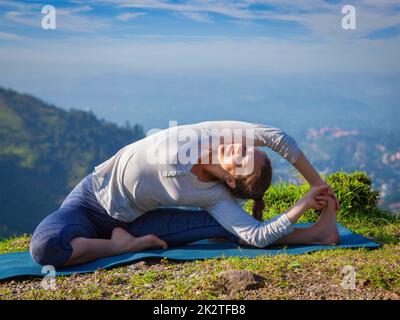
[
  {"left": 204, "top": 185, "right": 330, "bottom": 248},
  {"left": 204, "top": 198, "right": 294, "bottom": 248}
]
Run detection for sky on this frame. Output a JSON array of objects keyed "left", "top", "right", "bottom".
[{"left": 0, "top": 0, "right": 399, "bottom": 132}]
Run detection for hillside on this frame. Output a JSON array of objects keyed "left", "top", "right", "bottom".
[{"left": 0, "top": 87, "right": 144, "bottom": 237}]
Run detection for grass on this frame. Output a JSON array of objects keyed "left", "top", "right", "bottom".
[{"left": 0, "top": 171, "right": 399, "bottom": 300}]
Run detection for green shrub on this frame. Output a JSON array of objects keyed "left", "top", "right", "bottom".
[
  {"left": 244, "top": 171, "right": 394, "bottom": 226},
  {"left": 325, "top": 171, "right": 380, "bottom": 218}
]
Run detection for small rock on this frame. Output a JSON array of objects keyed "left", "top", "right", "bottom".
[
  {"left": 113, "top": 272, "right": 125, "bottom": 278},
  {"left": 358, "top": 279, "right": 370, "bottom": 288},
  {"left": 217, "top": 270, "right": 265, "bottom": 293},
  {"left": 129, "top": 261, "right": 150, "bottom": 271},
  {"left": 305, "top": 284, "right": 324, "bottom": 295}
]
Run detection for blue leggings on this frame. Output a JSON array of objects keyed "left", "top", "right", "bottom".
[{"left": 30, "top": 173, "right": 239, "bottom": 267}]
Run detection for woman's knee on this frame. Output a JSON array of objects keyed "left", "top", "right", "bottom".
[
  {"left": 29, "top": 223, "right": 76, "bottom": 267},
  {"left": 30, "top": 213, "right": 95, "bottom": 267}
]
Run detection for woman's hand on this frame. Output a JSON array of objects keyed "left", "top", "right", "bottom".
[
  {"left": 312, "top": 182, "right": 340, "bottom": 211},
  {"left": 285, "top": 185, "right": 331, "bottom": 224},
  {"left": 304, "top": 185, "right": 332, "bottom": 211}
]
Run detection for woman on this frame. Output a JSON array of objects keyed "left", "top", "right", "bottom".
[{"left": 30, "top": 121, "right": 340, "bottom": 267}]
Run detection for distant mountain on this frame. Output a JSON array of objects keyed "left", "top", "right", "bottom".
[{"left": 0, "top": 87, "right": 144, "bottom": 238}]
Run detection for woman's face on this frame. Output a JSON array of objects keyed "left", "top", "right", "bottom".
[{"left": 218, "top": 143, "right": 265, "bottom": 176}]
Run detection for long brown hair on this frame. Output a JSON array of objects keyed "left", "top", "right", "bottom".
[{"left": 226, "top": 153, "right": 272, "bottom": 221}]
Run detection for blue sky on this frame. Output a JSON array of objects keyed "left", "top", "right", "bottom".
[
  {"left": 0, "top": 1, "right": 399, "bottom": 132},
  {"left": 1, "top": 0, "right": 400, "bottom": 40},
  {"left": 0, "top": 0, "right": 398, "bottom": 77}
]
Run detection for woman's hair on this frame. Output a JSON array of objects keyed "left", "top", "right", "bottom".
[{"left": 226, "top": 152, "right": 272, "bottom": 221}]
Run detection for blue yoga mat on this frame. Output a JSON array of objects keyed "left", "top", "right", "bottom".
[{"left": 0, "top": 223, "right": 380, "bottom": 281}]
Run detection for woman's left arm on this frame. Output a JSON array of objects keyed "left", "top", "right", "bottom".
[{"left": 292, "top": 151, "right": 340, "bottom": 210}]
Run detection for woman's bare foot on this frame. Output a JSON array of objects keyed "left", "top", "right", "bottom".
[
  {"left": 111, "top": 227, "right": 168, "bottom": 254},
  {"left": 311, "top": 198, "right": 340, "bottom": 245}
]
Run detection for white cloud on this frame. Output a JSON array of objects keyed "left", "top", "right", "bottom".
[
  {"left": 0, "top": 36, "right": 398, "bottom": 78},
  {"left": 0, "top": 0, "right": 41, "bottom": 11},
  {"left": 181, "top": 12, "right": 212, "bottom": 23},
  {"left": 86, "top": 0, "right": 400, "bottom": 39},
  {"left": 2, "top": 4, "right": 110, "bottom": 33},
  {"left": 0, "top": 0, "right": 399, "bottom": 75},
  {"left": 116, "top": 12, "right": 147, "bottom": 21},
  {"left": 3, "top": 0, "right": 399, "bottom": 39},
  {"left": 82, "top": 0, "right": 256, "bottom": 19},
  {"left": 55, "top": 6, "right": 110, "bottom": 32},
  {"left": 0, "top": 31, "right": 27, "bottom": 40},
  {"left": 4, "top": 11, "right": 38, "bottom": 28},
  {"left": 266, "top": 2, "right": 400, "bottom": 40}
]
